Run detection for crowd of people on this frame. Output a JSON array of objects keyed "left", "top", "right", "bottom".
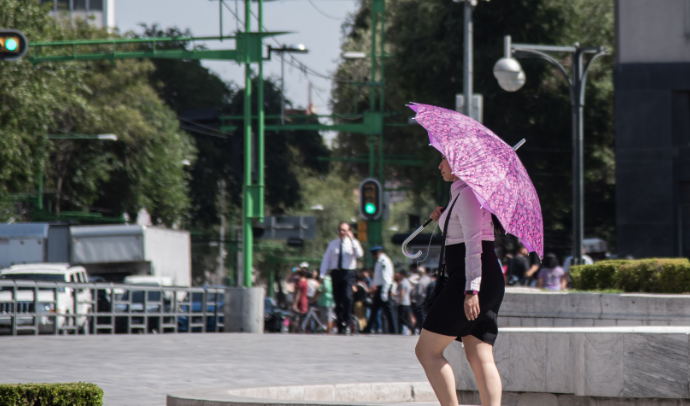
[
  {"left": 501, "top": 245, "right": 593, "bottom": 291},
  {"left": 280, "top": 223, "right": 596, "bottom": 335},
  {"left": 285, "top": 259, "right": 438, "bottom": 335}
]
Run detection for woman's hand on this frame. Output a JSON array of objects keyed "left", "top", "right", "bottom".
[
  {"left": 464, "top": 294, "right": 480, "bottom": 321},
  {"left": 430, "top": 206, "right": 443, "bottom": 223}
]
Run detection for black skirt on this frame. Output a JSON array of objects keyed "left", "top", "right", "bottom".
[{"left": 422, "top": 241, "right": 505, "bottom": 346}]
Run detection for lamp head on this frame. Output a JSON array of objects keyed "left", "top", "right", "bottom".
[
  {"left": 97, "top": 134, "right": 118, "bottom": 141},
  {"left": 493, "top": 57, "right": 525, "bottom": 92},
  {"left": 342, "top": 52, "right": 367, "bottom": 60}
]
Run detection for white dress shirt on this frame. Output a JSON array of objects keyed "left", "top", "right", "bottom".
[
  {"left": 438, "top": 180, "right": 495, "bottom": 292},
  {"left": 371, "top": 252, "right": 394, "bottom": 301},
  {"left": 319, "top": 237, "right": 364, "bottom": 277}
]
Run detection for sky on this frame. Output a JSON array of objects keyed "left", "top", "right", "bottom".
[{"left": 115, "top": 0, "right": 360, "bottom": 130}]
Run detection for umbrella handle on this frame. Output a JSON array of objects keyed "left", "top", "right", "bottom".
[{"left": 402, "top": 218, "right": 433, "bottom": 259}]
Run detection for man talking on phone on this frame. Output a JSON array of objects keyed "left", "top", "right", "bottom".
[{"left": 320, "top": 222, "right": 364, "bottom": 334}]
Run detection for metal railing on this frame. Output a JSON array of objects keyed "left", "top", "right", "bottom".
[{"left": 0, "top": 280, "right": 224, "bottom": 336}]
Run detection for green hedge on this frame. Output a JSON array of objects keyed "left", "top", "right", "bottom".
[
  {"left": 570, "top": 258, "right": 690, "bottom": 293},
  {"left": 0, "top": 383, "right": 103, "bottom": 406}
]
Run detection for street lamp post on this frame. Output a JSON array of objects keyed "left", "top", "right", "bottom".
[
  {"left": 493, "top": 35, "right": 607, "bottom": 264},
  {"left": 267, "top": 44, "right": 309, "bottom": 125}
]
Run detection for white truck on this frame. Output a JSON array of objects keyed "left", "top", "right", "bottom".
[
  {"left": 70, "top": 225, "right": 191, "bottom": 286},
  {"left": 0, "top": 263, "right": 92, "bottom": 334}
]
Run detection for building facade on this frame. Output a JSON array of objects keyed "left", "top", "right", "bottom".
[
  {"left": 39, "top": 0, "right": 115, "bottom": 29},
  {"left": 615, "top": 0, "right": 690, "bottom": 258}
]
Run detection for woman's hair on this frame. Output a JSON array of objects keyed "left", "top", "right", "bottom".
[
  {"left": 491, "top": 214, "right": 506, "bottom": 235},
  {"left": 542, "top": 253, "right": 559, "bottom": 269}
]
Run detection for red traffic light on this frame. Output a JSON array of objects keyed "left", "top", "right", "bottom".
[{"left": 0, "top": 29, "right": 28, "bottom": 61}]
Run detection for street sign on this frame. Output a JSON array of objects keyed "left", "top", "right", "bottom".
[{"left": 257, "top": 216, "right": 316, "bottom": 240}]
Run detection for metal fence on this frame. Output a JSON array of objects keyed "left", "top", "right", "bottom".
[{"left": 0, "top": 280, "right": 224, "bottom": 336}]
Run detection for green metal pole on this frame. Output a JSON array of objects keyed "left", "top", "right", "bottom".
[
  {"left": 370, "top": 7, "right": 377, "bottom": 111},
  {"left": 38, "top": 169, "right": 43, "bottom": 210},
  {"left": 242, "top": 0, "right": 253, "bottom": 288},
  {"left": 379, "top": 8, "right": 385, "bottom": 113},
  {"left": 258, "top": 0, "right": 265, "bottom": 222}
]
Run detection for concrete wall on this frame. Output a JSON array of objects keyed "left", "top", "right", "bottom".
[
  {"left": 498, "top": 289, "right": 690, "bottom": 327},
  {"left": 615, "top": 0, "right": 690, "bottom": 258},
  {"left": 445, "top": 327, "right": 690, "bottom": 400},
  {"left": 617, "top": 0, "right": 690, "bottom": 64}
]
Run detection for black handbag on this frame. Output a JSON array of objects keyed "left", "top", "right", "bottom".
[{"left": 422, "top": 191, "right": 462, "bottom": 316}]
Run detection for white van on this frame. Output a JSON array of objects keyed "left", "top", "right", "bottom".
[{"left": 0, "top": 263, "right": 92, "bottom": 333}]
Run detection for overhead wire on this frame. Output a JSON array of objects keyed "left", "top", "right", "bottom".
[{"left": 306, "top": 0, "right": 342, "bottom": 20}]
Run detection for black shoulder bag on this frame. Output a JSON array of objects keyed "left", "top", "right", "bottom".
[{"left": 422, "top": 190, "right": 462, "bottom": 316}]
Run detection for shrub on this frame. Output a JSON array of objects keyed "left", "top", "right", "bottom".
[
  {"left": 0, "top": 383, "right": 103, "bottom": 406},
  {"left": 571, "top": 258, "right": 690, "bottom": 293}
]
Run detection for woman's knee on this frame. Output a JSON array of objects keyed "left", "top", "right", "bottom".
[{"left": 415, "top": 341, "right": 440, "bottom": 364}]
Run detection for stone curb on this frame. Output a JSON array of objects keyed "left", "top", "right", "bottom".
[{"left": 166, "top": 382, "right": 438, "bottom": 406}]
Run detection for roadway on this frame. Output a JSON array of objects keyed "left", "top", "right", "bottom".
[{"left": 0, "top": 333, "right": 426, "bottom": 405}]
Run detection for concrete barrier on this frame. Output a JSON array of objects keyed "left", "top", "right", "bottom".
[
  {"left": 167, "top": 382, "right": 440, "bottom": 406},
  {"left": 499, "top": 288, "right": 690, "bottom": 327},
  {"left": 224, "top": 287, "right": 264, "bottom": 333},
  {"left": 445, "top": 326, "right": 690, "bottom": 405}
]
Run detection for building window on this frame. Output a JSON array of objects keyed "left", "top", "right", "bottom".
[
  {"left": 74, "top": 0, "right": 86, "bottom": 10},
  {"left": 56, "top": 0, "right": 69, "bottom": 10},
  {"left": 89, "top": 0, "right": 103, "bottom": 11}
]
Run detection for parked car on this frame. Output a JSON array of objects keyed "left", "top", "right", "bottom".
[{"left": 0, "top": 263, "right": 92, "bottom": 334}]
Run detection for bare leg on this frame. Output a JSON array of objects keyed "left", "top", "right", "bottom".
[
  {"left": 462, "top": 335, "right": 502, "bottom": 406},
  {"left": 415, "top": 329, "right": 458, "bottom": 406}
]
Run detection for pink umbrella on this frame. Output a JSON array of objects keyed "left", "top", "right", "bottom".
[{"left": 408, "top": 102, "right": 543, "bottom": 258}]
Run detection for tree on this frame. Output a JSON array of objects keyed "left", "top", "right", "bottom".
[
  {"left": 137, "top": 25, "right": 331, "bottom": 284},
  {"left": 331, "top": 0, "right": 615, "bottom": 257},
  {"left": 0, "top": 0, "right": 194, "bottom": 225}
]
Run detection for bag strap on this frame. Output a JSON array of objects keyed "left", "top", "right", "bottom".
[{"left": 437, "top": 185, "right": 465, "bottom": 274}]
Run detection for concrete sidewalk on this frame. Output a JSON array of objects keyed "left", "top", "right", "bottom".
[{"left": 0, "top": 334, "right": 426, "bottom": 406}]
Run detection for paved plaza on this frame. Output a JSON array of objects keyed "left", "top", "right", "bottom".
[{"left": 0, "top": 334, "right": 426, "bottom": 405}]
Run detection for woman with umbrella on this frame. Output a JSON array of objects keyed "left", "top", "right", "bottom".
[{"left": 406, "top": 103, "right": 543, "bottom": 406}]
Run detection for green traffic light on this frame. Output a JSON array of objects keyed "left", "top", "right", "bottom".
[
  {"left": 4, "top": 38, "right": 17, "bottom": 52},
  {"left": 365, "top": 203, "right": 376, "bottom": 214}
]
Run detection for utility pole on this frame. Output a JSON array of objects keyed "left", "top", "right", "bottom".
[{"left": 462, "top": 0, "right": 475, "bottom": 116}]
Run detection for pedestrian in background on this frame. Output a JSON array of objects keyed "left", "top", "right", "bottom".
[
  {"left": 410, "top": 266, "right": 431, "bottom": 335},
  {"left": 353, "top": 272, "right": 370, "bottom": 332},
  {"left": 291, "top": 269, "right": 309, "bottom": 332},
  {"left": 395, "top": 270, "right": 413, "bottom": 335},
  {"left": 306, "top": 266, "right": 320, "bottom": 303},
  {"left": 319, "top": 222, "right": 364, "bottom": 335},
  {"left": 537, "top": 253, "right": 567, "bottom": 291},
  {"left": 362, "top": 246, "right": 397, "bottom": 334},
  {"left": 312, "top": 272, "right": 335, "bottom": 334},
  {"left": 563, "top": 246, "right": 593, "bottom": 288}
]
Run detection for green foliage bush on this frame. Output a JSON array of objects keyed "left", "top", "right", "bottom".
[
  {"left": 571, "top": 258, "right": 690, "bottom": 293},
  {"left": 0, "top": 383, "right": 103, "bottom": 406}
]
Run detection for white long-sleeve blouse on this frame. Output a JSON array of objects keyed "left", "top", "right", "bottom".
[{"left": 438, "top": 180, "right": 495, "bottom": 292}]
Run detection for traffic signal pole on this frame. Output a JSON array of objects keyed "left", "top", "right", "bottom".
[{"left": 242, "top": 0, "right": 254, "bottom": 287}]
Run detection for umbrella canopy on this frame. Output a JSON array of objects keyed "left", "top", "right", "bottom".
[{"left": 409, "top": 102, "right": 543, "bottom": 258}]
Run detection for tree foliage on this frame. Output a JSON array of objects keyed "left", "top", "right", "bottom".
[
  {"left": 0, "top": 0, "right": 194, "bottom": 225},
  {"left": 332, "top": 0, "right": 615, "bottom": 256}
]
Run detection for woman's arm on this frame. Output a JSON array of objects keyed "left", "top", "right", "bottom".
[{"left": 457, "top": 187, "right": 483, "bottom": 293}]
